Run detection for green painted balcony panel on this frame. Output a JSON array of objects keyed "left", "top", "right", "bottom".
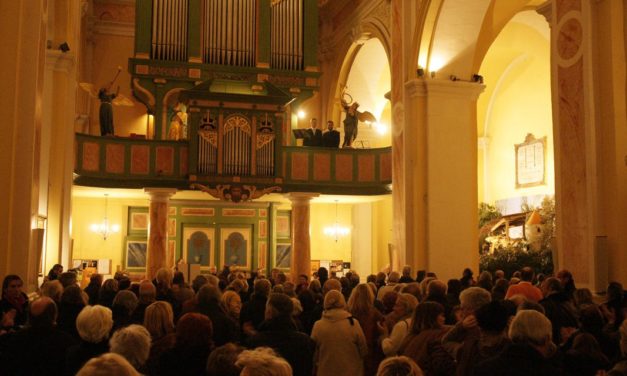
[{"left": 74, "top": 133, "right": 392, "bottom": 195}]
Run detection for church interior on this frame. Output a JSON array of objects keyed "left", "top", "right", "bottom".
[{"left": 1, "top": 0, "right": 625, "bottom": 293}]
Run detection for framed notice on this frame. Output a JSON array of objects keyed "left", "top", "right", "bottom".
[{"left": 515, "top": 134, "right": 546, "bottom": 188}]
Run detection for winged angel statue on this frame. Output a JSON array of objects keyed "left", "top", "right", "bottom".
[{"left": 340, "top": 88, "right": 377, "bottom": 148}]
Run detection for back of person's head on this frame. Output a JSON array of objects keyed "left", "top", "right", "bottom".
[
  {"left": 62, "top": 285, "right": 87, "bottom": 306},
  {"left": 117, "top": 277, "right": 131, "bottom": 291},
  {"left": 113, "top": 290, "right": 139, "bottom": 315},
  {"left": 101, "top": 278, "right": 119, "bottom": 293},
  {"left": 323, "top": 278, "right": 342, "bottom": 295},
  {"left": 376, "top": 356, "right": 424, "bottom": 376},
  {"left": 410, "top": 301, "right": 444, "bottom": 334},
  {"left": 396, "top": 293, "right": 419, "bottom": 318},
  {"left": 427, "top": 280, "right": 447, "bottom": 298},
  {"left": 76, "top": 305, "right": 113, "bottom": 343},
  {"left": 155, "top": 268, "right": 173, "bottom": 289},
  {"left": 143, "top": 301, "right": 174, "bottom": 338},
  {"left": 40, "top": 280, "right": 64, "bottom": 302},
  {"left": 382, "top": 291, "right": 399, "bottom": 312},
  {"left": 324, "top": 289, "right": 346, "bottom": 310},
  {"left": 475, "top": 300, "right": 511, "bottom": 333},
  {"left": 138, "top": 280, "right": 156, "bottom": 303},
  {"left": 197, "top": 283, "right": 222, "bottom": 306},
  {"left": 401, "top": 283, "right": 422, "bottom": 302},
  {"left": 207, "top": 343, "right": 244, "bottom": 376},
  {"left": 90, "top": 273, "right": 103, "bottom": 286},
  {"left": 76, "top": 353, "right": 140, "bottom": 376},
  {"left": 236, "top": 347, "right": 292, "bottom": 376},
  {"left": 579, "top": 304, "right": 605, "bottom": 332},
  {"left": 571, "top": 333, "right": 607, "bottom": 361},
  {"left": 109, "top": 324, "right": 151, "bottom": 369},
  {"left": 520, "top": 267, "right": 534, "bottom": 282},
  {"left": 388, "top": 272, "right": 401, "bottom": 284},
  {"left": 479, "top": 271, "right": 492, "bottom": 283},
  {"left": 192, "top": 275, "right": 209, "bottom": 293},
  {"left": 348, "top": 283, "right": 375, "bottom": 316},
  {"left": 254, "top": 278, "right": 272, "bottom": 297},
  {"left": 541, "top": 277, "right": 562, "bottom": 295},
  {"left": 266, "top": 293, "right": 294, "bottom": 319},
  {"left": 176, "top": 313, "right": 213, "bottom": 348},
  {"left": 573, "top": 288, "right": 593, "bottom": 307},
  {"left": 59, "top": 271, "right": 78, "bottom": 288},
  {"left": 607, "top": 281, "right": 624, "bottom": 301},
  {"left": 317, "top": 267, "right": 329, "bottom": 280},
  {"left": 509, "top": 310, "right": 552, "bottom": 346},
  {"left": 29, "top": 297, "right": 58, "bottom": 328},
  {"left": 460, "top": 287, "right": 491, "bottom": 313},
  {"left": 367, "top": 274, "right": 377, "bottom": 284},
  {"left": 308, "top": 279, "right": 322, "bottom": 294},
  {"left": 172, "top": 271, "right": 185, "bottom": 285},
  {"left": 402, "top": 265, "right": 412, "bottom": 277},
  {"left": 376, "top": 272, "right": 387, "bottom": 283}
]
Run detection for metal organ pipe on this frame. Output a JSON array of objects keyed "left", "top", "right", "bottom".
[{"left": 151, "top": 0, "right": 188, "bottom": 61}]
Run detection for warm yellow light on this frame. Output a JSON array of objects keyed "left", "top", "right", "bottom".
[
  {"left": 429, "top": 55, "right": 445, "bottom": 73},
  {"left": 374, "top": 122, "right": 388, "bottom": 135},
  {"left": 297, "top": 110, "right": 306, "bottom": 119}
]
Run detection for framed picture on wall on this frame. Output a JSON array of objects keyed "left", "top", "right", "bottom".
[
  {"left": 125, "top": 240, "right": 147, "bottom": 269},
  {"left": 276, "top": 211, "right": 291, "bottom": 239},
  {"left": 275, "top": 242, "right": 292, "bottom": 269},
  {"left": 182, "top": 226, "right": 215, "bottom": 268},
  {"left": 220, "top": 227, "right": 252, "bottom": 270},
  {"left": 128, "top": 207, "right": 149, "bottom": 236}
]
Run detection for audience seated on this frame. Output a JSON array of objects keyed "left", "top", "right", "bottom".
[
  {"left": 83, "top": 273, "right": 102, "bottom": 306},
  {"left": 0, "top": 297, "right": 76, "bottom": 375},
  {"left": 2, "top": 265, "right": 627, "bottom": 376},
  {"left": 474, "top": 310, "right": 560, "bottom": 376}
]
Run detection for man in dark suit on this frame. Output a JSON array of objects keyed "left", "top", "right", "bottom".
[
  {"left": 303, "top": 118, "right": 322, "bottom": 146},
  {"left": 322, "top": 120, "right": 340, "bottom": 148}
]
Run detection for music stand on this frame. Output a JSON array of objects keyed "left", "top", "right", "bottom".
[{"left": 292, "top": 129, "right": 308, "bottom": 140}]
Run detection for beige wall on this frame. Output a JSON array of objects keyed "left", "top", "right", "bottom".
[{"left": 477, "top": 13, "right": 554, "bottom": 205}]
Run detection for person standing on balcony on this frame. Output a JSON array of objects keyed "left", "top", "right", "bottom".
[
  {"left": 303, "top": 118, "right": 322, "bottom": 147},
  {"left": 322, "top": 120, "right": 340, "bottom": 148},
  {"left": 98, "top": 86, "right": 119, "bottom": 136}
]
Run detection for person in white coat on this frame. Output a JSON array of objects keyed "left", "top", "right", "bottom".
[{"left": 311, "top": 290, "right": 368, "bottom": 376}]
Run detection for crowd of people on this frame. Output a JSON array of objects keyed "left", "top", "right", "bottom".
[{"left": 0, "top": 264, "right": 626, "bottom": 376}]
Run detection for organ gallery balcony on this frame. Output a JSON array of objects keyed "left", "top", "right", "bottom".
[{"left": 73, "top": 133, "right": 392, "bottom": 196}]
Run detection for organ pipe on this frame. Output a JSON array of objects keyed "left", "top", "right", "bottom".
[
  {"left": 151, "top": 0, "right": 188, "bottom": 61},
  {"left": 202, "top": 0, "right": 256, "bottom": 66}
]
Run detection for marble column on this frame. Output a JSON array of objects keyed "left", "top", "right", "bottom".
[
  {"left": 145, "top": 188, "right": 176, "bottom": 280},
  {"left": 287, "top": 193, "right": 319, "bottom": 283}
]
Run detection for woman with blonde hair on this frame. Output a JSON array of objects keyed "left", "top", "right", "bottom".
[
  {"left": 348, "top": 283, "right": 385, "bottom": 376},
  {"left": 236, "top": 347, "right": 292, "bottom": 376},
  {"left": 143, "top": 301, "right": 176, "bottom": 375},
  {"left": 376, "top": 356, "right": 424, "bottom": 376},
  {"left": 76, "top": 353, "right": 140, "bottom": 376},
  {"left": 378, "top": 293, "right": 418, "bottom": 357},
  {"left": 311, "top": 290, "right": 368, "bottom": 376},
  {"left": 222, "top": 290, "right": 242, "bottom": 321}
]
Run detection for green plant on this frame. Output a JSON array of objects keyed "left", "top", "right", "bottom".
[{"left": 478, "top": 202, "right": 501, "bottom": 228}]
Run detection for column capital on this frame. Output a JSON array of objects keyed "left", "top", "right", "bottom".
[
  {"left": 144, "top": 188, "right": 176, "bottom": 202},
  {"left": 285, "top": 192, "right": 319, "bottom": 205}
]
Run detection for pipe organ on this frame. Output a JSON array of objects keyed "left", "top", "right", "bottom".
[
  {"left": 196, "top": 110, "right": 279, "bottom": 178},
  {"left": 271, "top": 0, "right": 304, "bottom": 70},
  {"left": 202, "top": 0, "right": 256, "bottom": 66},
  {"left": 151, "top": 0, "right": 189, "bottom": 61}
]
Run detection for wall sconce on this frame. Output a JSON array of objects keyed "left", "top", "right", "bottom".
[
  {"left": 90, "top": 194, "right": 120, "bottom": 240},
  {"left": 297, "top": 110, "right": 306, "bottom": 119},
  {"left": 323, "top": 200, "right": 351, "bottom": 242},
  {"left": 417, "top": 67, "right": 425, "bottom": 77}
]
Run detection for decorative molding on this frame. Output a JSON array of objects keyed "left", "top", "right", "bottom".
[
  {"left": 191, "top": 183, "right": 281, "bottom": 203},
  {"left": 536, "top": 0, "right": 553, "bottom": 25},
  {"left": 92, "top": 20, "right": 134, "bottom": 37},
  {"left": 144, "top": 188, "right": 177, "bottom": 203}
]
